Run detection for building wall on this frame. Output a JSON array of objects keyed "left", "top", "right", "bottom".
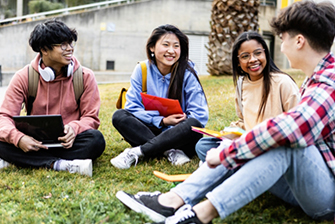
[
  {"left": 0, "top": 0, "right": 212, "bottom": 79},
  {"left": 2, "top": 0, "right": 334, "bottom": 85}
]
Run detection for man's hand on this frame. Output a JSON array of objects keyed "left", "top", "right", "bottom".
[
  {"left": 58, "top": 125, "right": 76, "bottom": 149},
  {"left": 162, "top": 113, "right": 186, "bottom": 126},
  {"left": 18, "top": 135, "right": 48, "bottom": 152},
  {"left": 206, "top": 147, "right": 222, "bottom": 168}
]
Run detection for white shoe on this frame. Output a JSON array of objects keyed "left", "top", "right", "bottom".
[
  {"left": 110, "top": 148, "right": 139, "bottom": 169},
  {"left": 66, "top": 159, "right": 92, "bottom": 177},
  {"left": 0, "top": 158, "right": 10, "bottom": 170},
  {"left": 164, "top": 149, "right": 190, "bottom": 165}
]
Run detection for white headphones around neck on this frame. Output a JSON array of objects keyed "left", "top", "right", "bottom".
[{"left": 38, "top": 58, "right": 74, "bottom": 82}]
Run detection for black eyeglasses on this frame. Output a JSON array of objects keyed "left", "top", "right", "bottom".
[
  {"left": 238, "top": 49, "right": 265, "bottom": 62},
  {"left": 53, "top": 41, "right": 76, "bottom": 50}
]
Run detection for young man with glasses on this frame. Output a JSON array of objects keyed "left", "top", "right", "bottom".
[
  {"left": 115, "top": 1, "right": 335, "bottom": 223},
  {"left": 0, "top": 19, "right": 105, "bottom": 176}
]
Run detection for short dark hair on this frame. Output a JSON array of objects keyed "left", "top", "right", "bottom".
[
  {"left": 270, "top": 0, "right": 335, "bottom": 52},
  {"left": 29, "top": 19, "right": 78, "bottom": 54}
]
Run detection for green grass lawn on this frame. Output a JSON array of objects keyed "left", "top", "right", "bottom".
[{"left": 0, "top": 70, "right": 332, "bottom": 224}]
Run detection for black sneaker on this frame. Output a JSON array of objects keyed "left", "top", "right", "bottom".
[
  {"left": 116, "top": 191, "right": 175, "bottom": 222},
  {"left": 152, "top": 204, "right": 212, "bottom": 224}
]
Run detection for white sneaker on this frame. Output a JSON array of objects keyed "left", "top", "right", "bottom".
[
  {"left": 0, "top": 158, "right": 10, "bottom": 170},
  {"left": 66, "top": 159, "right": 92, "bottom": 177},
  {"left": 164, "top": 149, "right": 190, "bottom": 166},
  {"left": 110, "top": 148, "right": 139, "bottom": 169}
]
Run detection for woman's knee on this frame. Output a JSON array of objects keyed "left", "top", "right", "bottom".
[
  {"left": 195, "top": 138, "right": 219, "bottom": 162},
  {"left": 195, "top": 140, "right": 207, "bottom": 161},
  {"left": 112, "top": 109, "right": 128, "bottom": 126},
  {"left": 185, "top": 117, "right": 202, "bottom": 127}
]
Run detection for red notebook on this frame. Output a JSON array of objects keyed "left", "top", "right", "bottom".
[{"left": 141, "top": 93, "right": 183, "bottom": 117}]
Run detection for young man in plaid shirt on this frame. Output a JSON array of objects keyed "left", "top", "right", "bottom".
[{"left": 115, "top": 1, "right": 335, "bottom": 223}]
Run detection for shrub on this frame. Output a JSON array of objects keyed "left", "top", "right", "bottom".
[{"left": 28, "top": 0, "right": 64, "bottom": 14}]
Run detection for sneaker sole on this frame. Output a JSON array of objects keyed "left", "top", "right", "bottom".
[
  {"left": 116, "top": 191, "right": 166, "bottom": 222},
  {"left": 72, "top": 159, "right": 93, "bottom": 177},
  {"left": 110, "top": 158, "right": 130, "bottom": 169},
  {"left": 173, "top": 158, "right": 191, "bottom": 166}
]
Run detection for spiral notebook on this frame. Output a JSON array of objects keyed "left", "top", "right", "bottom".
[{"left": 13, "top": 114, "right": 65, "bottom": 147}]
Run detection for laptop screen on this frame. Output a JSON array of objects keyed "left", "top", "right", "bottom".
[{"left": 13, "top": 115, "right": 65, "bottom": 145}]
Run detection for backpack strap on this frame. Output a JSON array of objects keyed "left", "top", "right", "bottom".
[
  {"left": 236, "top": 76, "right": 244, "bottom": 117},
  {"left": 72, "top": 65, "right": 83, "bottom": 103},
  {"left": 27, "top": 64, "right": 39, "bottom": 115},
  {"left": 27, "top": 64, "right": 84, "bottom": 115},
  {"left": 139, "top": 61, "right": 147, "bottom": 93}
]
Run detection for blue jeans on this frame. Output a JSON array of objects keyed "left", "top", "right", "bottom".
[
  {"left": 172, "top": 145, "right": 335, "bottom": 220},
  {"left": 195, "top": 137, "right": 222, "bottom": 162},
  {"left": 196, "top": 137, "right": 232, "bottom": 162}
]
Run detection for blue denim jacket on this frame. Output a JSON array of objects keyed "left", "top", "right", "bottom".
[{"left": 125, "top": 60, "right": 208, "bottom": 129}]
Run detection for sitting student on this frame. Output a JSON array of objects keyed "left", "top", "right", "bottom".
[
  {"left": 111, "top": 24, "right": 208, "bottom": 169},
  {"left": 115, "top": 1, "right": 335, "bottom": 223},
  {"left": 0, "top": 19, "right": 105, "bottom": 176},
  {"left": 196, "top": 31, "right": 300, "bottom": 162}
]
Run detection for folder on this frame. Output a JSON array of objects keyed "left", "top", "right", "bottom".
[
  {"left": 141, "top": 93, "right": 183, "bottom": 117},
  {"left": 191, "top": 126, "right": 246, "bottom": 140},
  {"left": 153, "top": 170, "right": 191, "bottom": 182}
]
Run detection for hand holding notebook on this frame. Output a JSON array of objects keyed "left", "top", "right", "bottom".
[{"left": 141, "top": 93, "right": 183, "bottom": 117}]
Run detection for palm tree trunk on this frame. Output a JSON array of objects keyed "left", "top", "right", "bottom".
[{"left": 207, "top": 0, "right": 260, "bottom": 75}]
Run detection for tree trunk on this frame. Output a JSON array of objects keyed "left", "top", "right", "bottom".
[{"left": 207, "top": 0, "right": 260, "bottom": 76}]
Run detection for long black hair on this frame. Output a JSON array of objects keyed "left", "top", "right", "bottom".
[
  {"left": 146, "top": 24, "right": 204, "bottom": 104},
  {"left": 232, "top": 31, "right": 291, "bottom": 121}
]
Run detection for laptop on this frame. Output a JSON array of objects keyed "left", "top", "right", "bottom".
[{"left": 13, "top": 114, "right": 65, "bottom": 148}]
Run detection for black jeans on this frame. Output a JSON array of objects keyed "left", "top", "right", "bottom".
[
  {"left": 112, "top": 109, "right": 203, "bottom": 158},
  {"left": 0, "top": 129, "right": 105, "bottom": 168}
]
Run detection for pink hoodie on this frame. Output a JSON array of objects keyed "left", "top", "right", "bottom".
[{"left": 0, "top": 54, "right": 101, "bottom": 147}]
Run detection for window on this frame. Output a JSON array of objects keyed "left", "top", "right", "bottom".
[{"left": 106, "top": 60, "right": 115, "bottom": 70}]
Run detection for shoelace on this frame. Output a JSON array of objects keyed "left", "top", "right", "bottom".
[
  {"left": 67, "top": 164, "right": 79, "bottom": 174},
  {"left": 166, "top": 150, "right": 177, "bottom": 164},
  {"left": 166, "top": 204, "right": 195, "bottom": 223},
  {"left": 135, "top": 191, "right": 161, "bottom": 198},
  {"left": 123, "top": 150, "right": 139, "bottom": 167}
]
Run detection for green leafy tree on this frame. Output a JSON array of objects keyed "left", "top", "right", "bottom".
[
  {"left": 65, "top": 0, "right": 104, "bottom": 7},
  {"left": 28, "top": 0, "right": 64, "bottom": 13}
]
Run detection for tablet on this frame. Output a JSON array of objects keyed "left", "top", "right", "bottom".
[{"left": 13, "top": 114, "right": 65, "bottom": 148}]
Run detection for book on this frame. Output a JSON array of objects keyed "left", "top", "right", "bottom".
[
  {"left": 141, "top": 93, "right": 183, "bottom": 117},
  {"left": 153, "top": 170, "right": 191, "bottom": 182},
  {"left": 191, "top": 126, "right": 246, "bottom": 140}
]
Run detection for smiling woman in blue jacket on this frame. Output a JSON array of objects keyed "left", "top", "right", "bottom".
[{"left": 111, "top": 24, "right": 209, "bottom": 169}]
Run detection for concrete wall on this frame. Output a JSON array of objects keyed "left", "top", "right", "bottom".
[
  {"left": 6, "top": 0, "right": 332, "bottom": 85},
  {"left": 0, "top": 0, "right": 212, "bottom": 85}
]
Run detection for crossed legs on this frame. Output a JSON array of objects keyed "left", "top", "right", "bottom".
[{"left": 157, "top": 145, "right": 335, "bottom": 222}]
